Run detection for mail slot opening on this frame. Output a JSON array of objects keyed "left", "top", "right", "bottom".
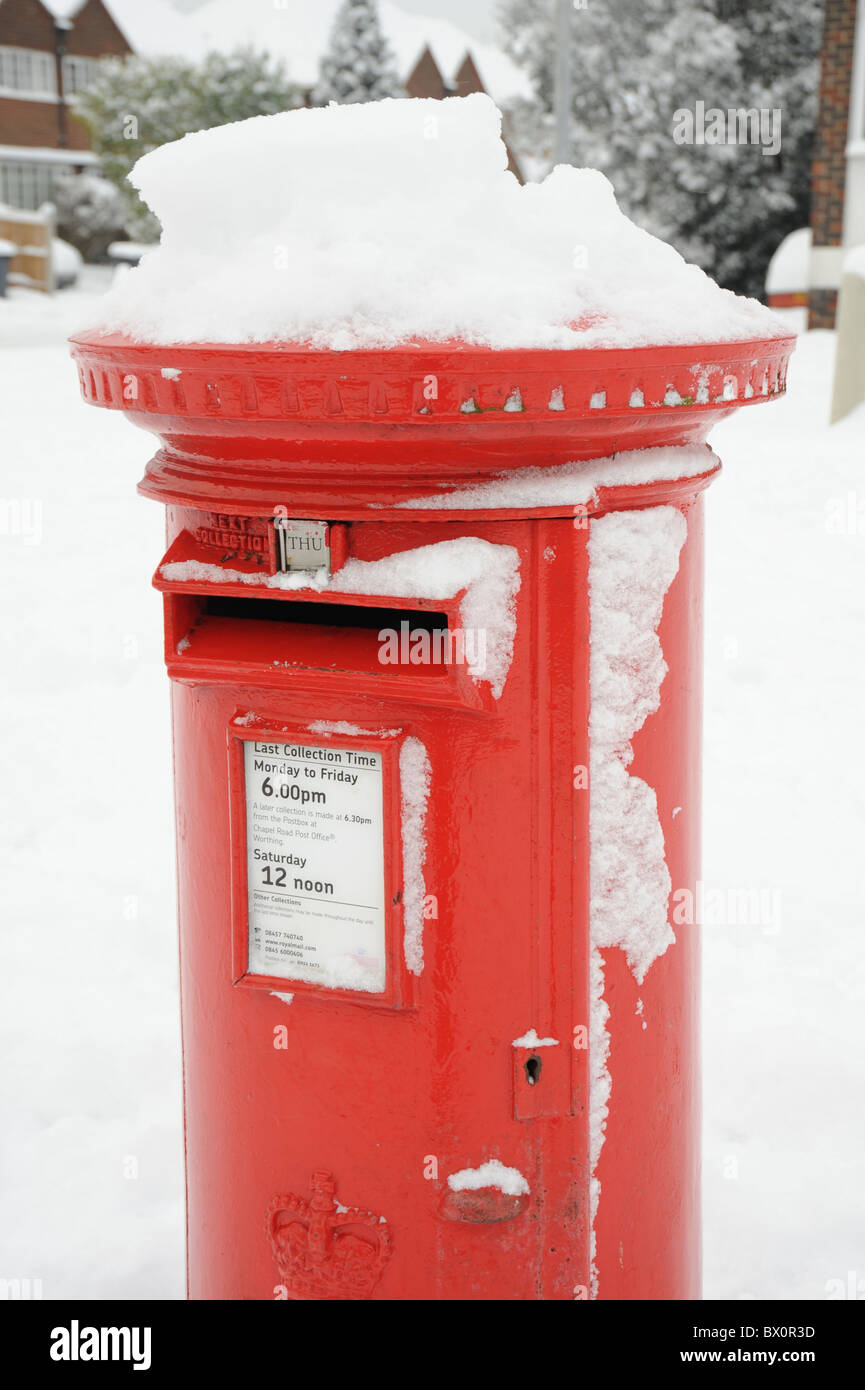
[
  {"left": 174, "top": 594, "right": 455, "bottom": 677},
  {"left": 203, "top": 596, "right": 449, "bottom": 635}
]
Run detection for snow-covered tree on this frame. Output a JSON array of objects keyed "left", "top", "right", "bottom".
[
  {"left": 76, "top": 49, "right": 304, "bottom": 240},
  {"left": 500, "top": 0, "right": 821, "bottom": 299},
  {"left": 313, "top": 0, "right": 404, "bottom": 106}
]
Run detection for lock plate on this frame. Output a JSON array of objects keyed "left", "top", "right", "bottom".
[
  {"left": 512, "top": 1040, "right": 571, "bottom": 1120},
  {"left": 275, "top": 518, "right": 330, "bottom": 573}
]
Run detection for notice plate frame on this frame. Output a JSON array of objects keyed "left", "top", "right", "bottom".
[{"left": 227, "top": 714, "right": 411, "bottom": 1010}]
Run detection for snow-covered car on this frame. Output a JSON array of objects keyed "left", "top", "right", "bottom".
[
  {"left": 766, "top": 227, "right": 810, "bottom": 309},
  {"left": 0, "top": 236, "right": 15, "bottom": 297},
  {"left": 53, "top": 237, "right": 83, "bottom": 290},
  {"left": 108, "top": 241, "right": 156, "bottom": 269}
]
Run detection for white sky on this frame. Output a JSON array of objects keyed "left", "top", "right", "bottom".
[
  {"left": 385, "top": 0, "right": 498, "bottom": 41},
  {"left": 170, "top": 0, "right": 500, "bottom": 43}
]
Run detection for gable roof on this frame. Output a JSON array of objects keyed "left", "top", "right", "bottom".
[
  {"left": 406, "top": 45, "right": 450, "bottom": 101},
  {"left": 40, "top": 0, "right": 530, "bottom": 106},
  {"left": 44, "top": 0, "right": 203, "bottom": 57},
  {"left": 190, "top": 0, "right": 530, "bottom": 105}
]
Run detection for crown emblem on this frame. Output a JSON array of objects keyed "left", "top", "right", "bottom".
[{"left": 268, "top": 1171, "right": 391, "bottom": 1301}]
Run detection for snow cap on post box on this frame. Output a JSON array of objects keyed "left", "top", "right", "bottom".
[{"left": 83, "top": 93, "right": 787, "bottom": 352}]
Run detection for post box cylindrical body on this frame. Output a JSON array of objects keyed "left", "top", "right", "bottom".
[{"left": 71, "top": 336, "right": 793, "bottom": 1300}]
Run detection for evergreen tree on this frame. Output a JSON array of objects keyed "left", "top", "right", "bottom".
[
  {"left": 500, "top": 0, "right": 822, "bottom": 299},
  {"left": 76, "top": 49, "right": 304, "bottom": 240},
  {"left": 313, "top": 0, "right": 404, "bottom": 106}
]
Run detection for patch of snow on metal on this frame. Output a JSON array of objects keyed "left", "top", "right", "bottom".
[
  {"left": 400, "top": 737, "right": 431, "bottom": 976},
  {"left": 587, "top": 503, "right": 687, "bottom": 1295},
  {"left": 447, "top": 1159, "right": 529, "bottom": 1196},
  {"left": 308, "top": 720, "right": 401, "bottom": 738},
  {"left": 512, "top": 1028, "right": 559, "bottom": 1048},
  {"left": 396, "top": 443, "right": 717, "bottom": 513}
]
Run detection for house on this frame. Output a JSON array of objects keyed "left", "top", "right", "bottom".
[
  {"left": 0, "top": 0, "right": 131, "bottom": 209},
  {"left": 406, "top": 44, "right": 523, "bottom": 182},
  {"left": 808, "top": 0, "right": 865, "bottom": 328},
  {"left": 0, "top": 0, "right": 528, "bottom": 211}
]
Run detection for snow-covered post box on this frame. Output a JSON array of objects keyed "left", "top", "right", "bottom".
[{"left": 70, "top": 96, "right": 794, "bottom": 1301}]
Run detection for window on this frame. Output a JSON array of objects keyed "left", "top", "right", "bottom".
[
  {"left": 62, "top": 55, "right": 101, "bottom": 95},
  {"left": 0, "top": 46, "right": 57, "bottom": 97},
  {"left": 0, "top": 160, "right": 62, "bottom": 211}
]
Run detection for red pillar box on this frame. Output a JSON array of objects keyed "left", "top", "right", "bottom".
[{"left": 71, "top": 331, "right": 793, "bottom": 1301}]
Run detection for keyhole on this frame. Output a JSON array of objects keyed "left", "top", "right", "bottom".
[{"left": 525, "top": 1055, "right": 542, "bottom": 1086}]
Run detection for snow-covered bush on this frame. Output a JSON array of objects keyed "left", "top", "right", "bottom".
[
  {"left": 313, "top": 0, "right": 404, "bottom": 106},
  {"left": 53, "top": 172, "right": 129, "bottom": 262}
]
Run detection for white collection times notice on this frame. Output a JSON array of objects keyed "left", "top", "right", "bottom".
[{"left": 244, "top": 739, "right": 387, "bottom": 993}]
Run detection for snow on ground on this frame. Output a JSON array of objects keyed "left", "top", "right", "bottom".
[
  {"left": 0, "top": 270, "right": 183, "bottom": 1299},
  {"left": 1, "top": 281, "right": 863, "bottom": 1300},
  {"left": 703, "top": 322, "right": 865, "bottom": 1301}
]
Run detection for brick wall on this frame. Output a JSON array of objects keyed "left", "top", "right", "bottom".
[
  {"left": 0, "top": 0, "right": 55, "bottom": 50},
  {"left": 0, "top": 0, "right": 61, "bottom": 148},
  {"left": 809, "top": 0, "right": 859, "bottom": 328},
  {"left": 453, "top": 53, "right": 484, "bottom": 98},
  {"left": 0, "top": 92, "right": 57, "bottom": 144},
  {"left": 406, "top": 46, "right": 449, "bottom": 100},
  {"left": 64, "top": 0, "right": 131, "bottom": 59},
  {"left": 809, "top": 287, "right": 839, "bottom": 327}
]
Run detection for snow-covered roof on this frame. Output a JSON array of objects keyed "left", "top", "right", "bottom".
[
  {"left": 43, "top": 0, "right": 528, "bottom": 104},
  {"left": 0, "top": 143, "right": 99, "bottom": 164},
  {"left": 44, "top": 0, "right": 206, "bottom": 59},
  {"left": 184, "top": 0, "right": 528, "bottom": 104}
]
